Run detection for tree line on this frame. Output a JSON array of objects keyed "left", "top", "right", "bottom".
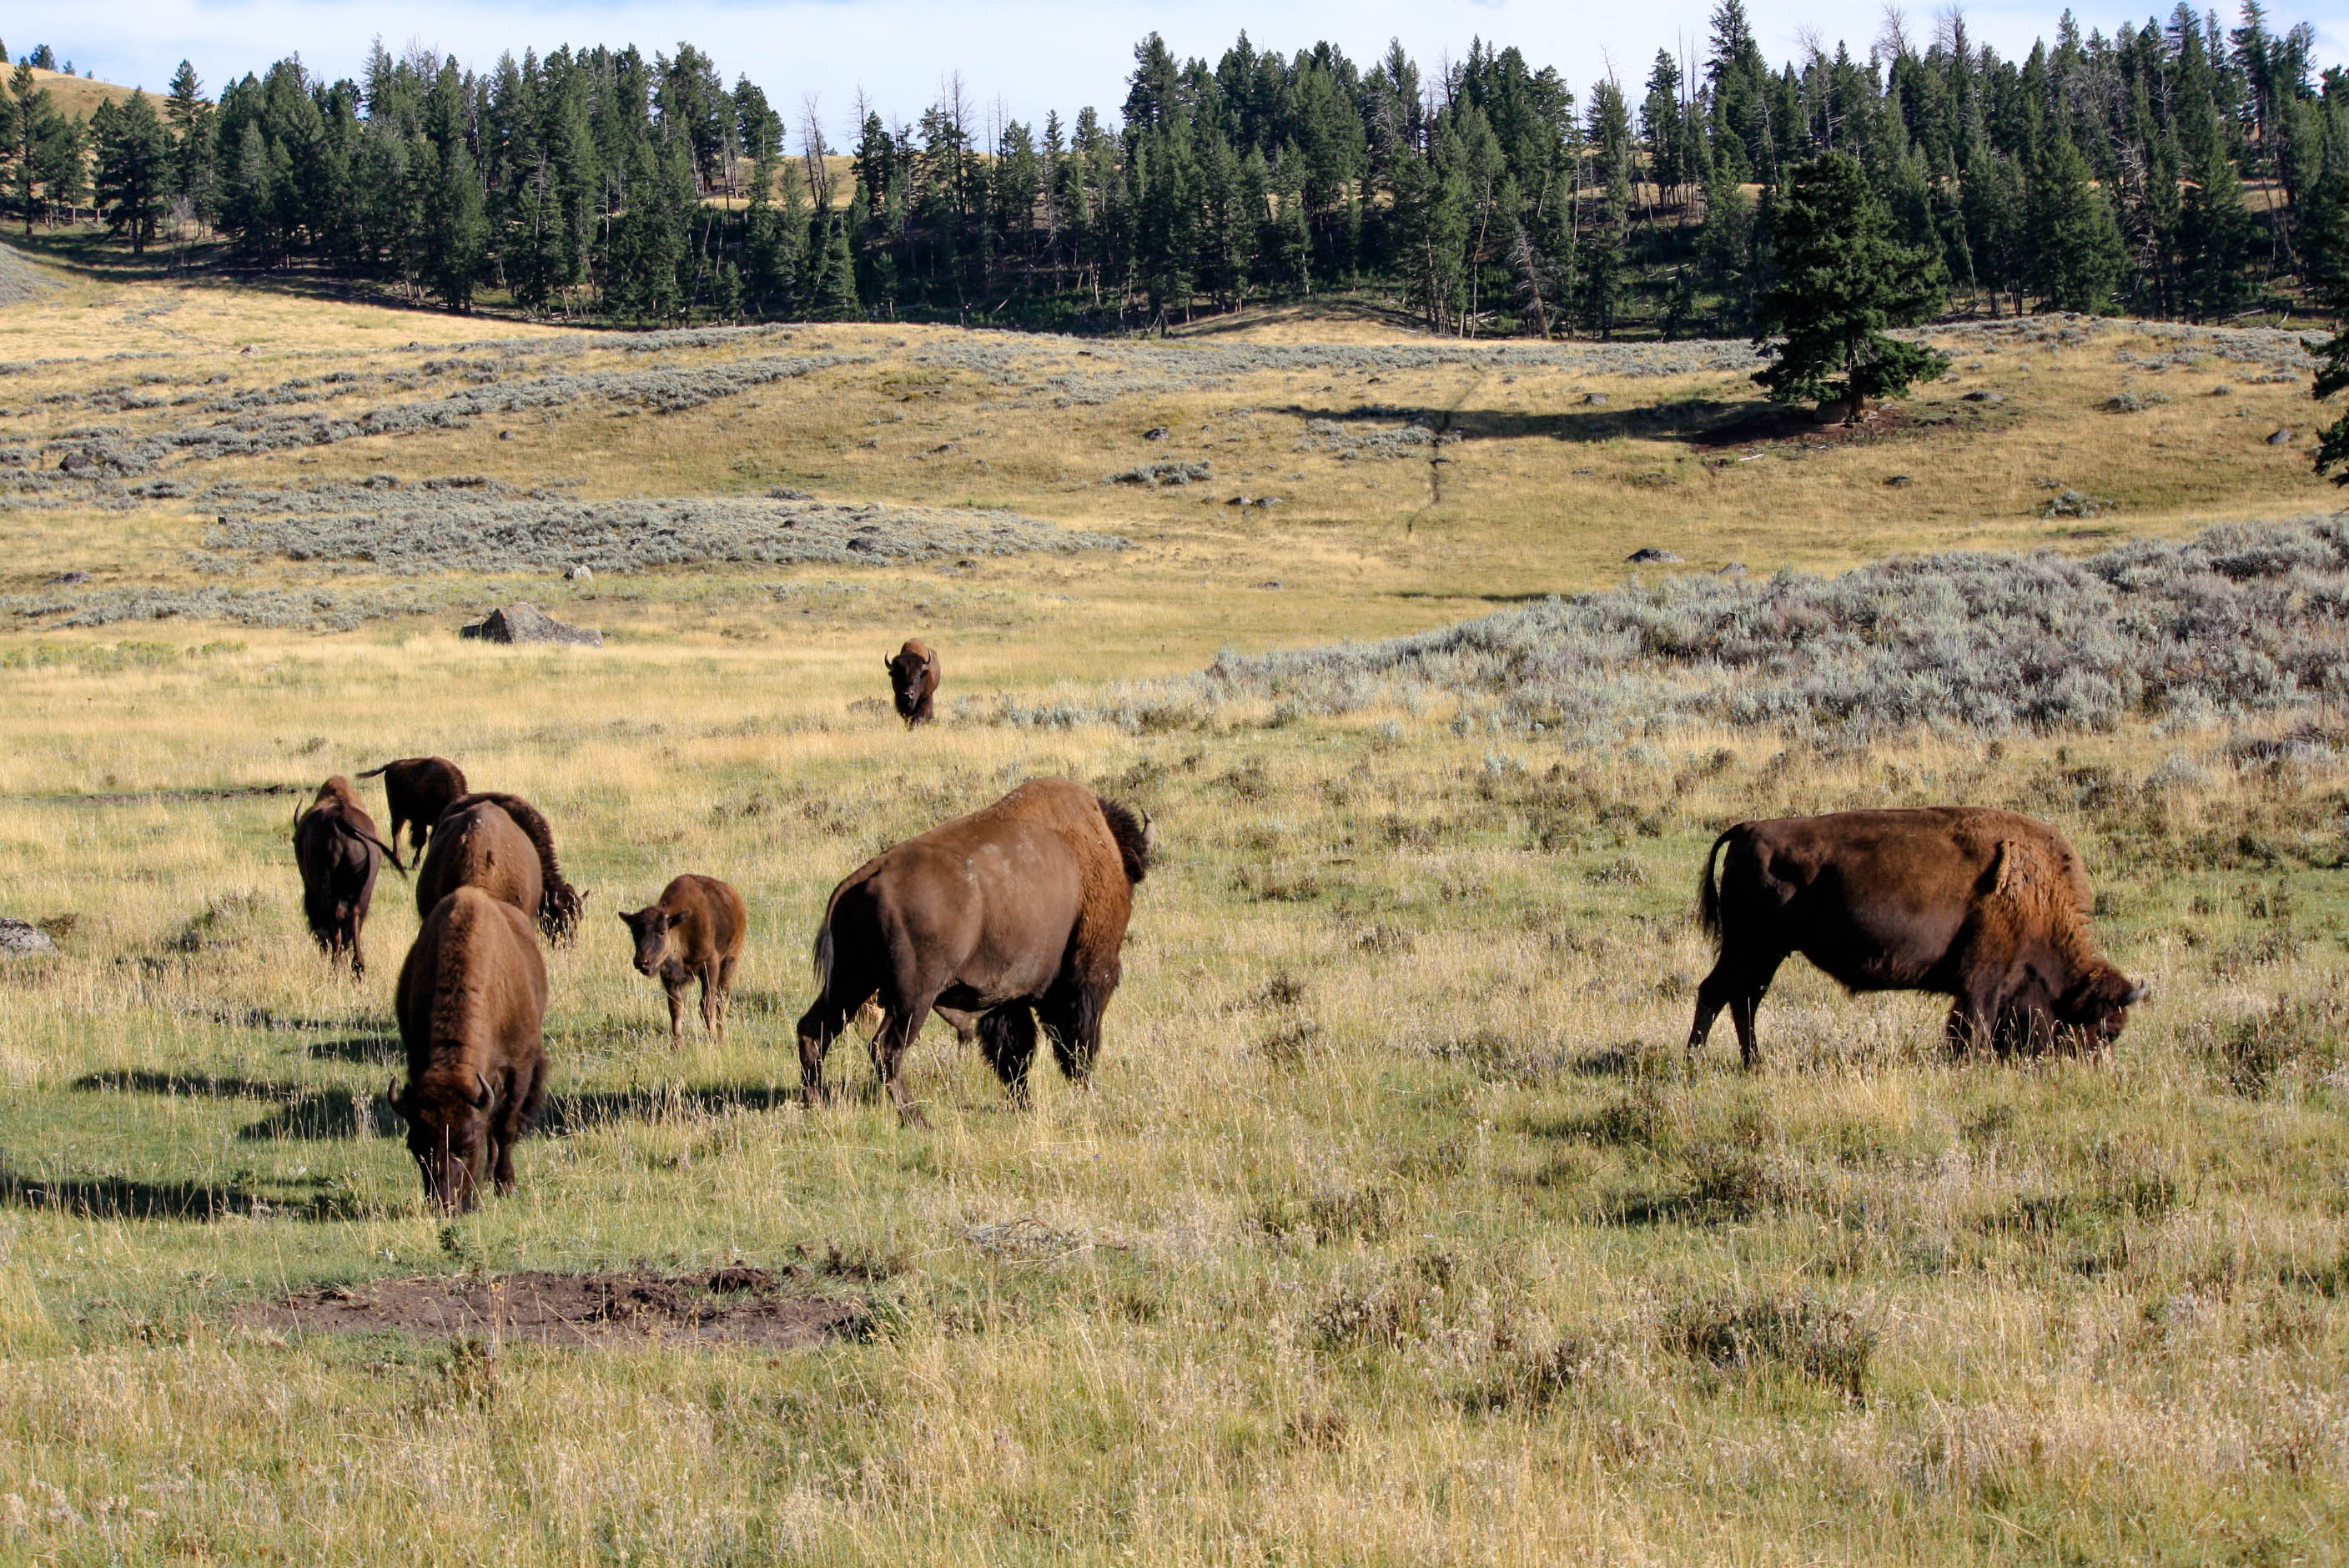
[{"left": 7, "top": 7, "right": 2349, "bottom": 337}]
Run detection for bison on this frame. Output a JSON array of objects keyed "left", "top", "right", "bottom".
[
  {"left": 357, "top": 756, "right": 468, "bottom": 867},
  {"left": 795, "top": 777, "right": 1153, "bottom": 1123},
  {"left": 291, "top": 776, "right": 400, "bottom": 978},
  {"left": 887, "top": 638, "right": 940, "bottom": 727},
  {"left": 1689, "top": 807, "right": 2145, "bottom": 1065},
  {"left": 415, "top": 791, "right": 584, "bottom": 942},
  {"left": 619, "top": 874, "right": 747, "bottom": 1048},
  {"left": 391, "top": 886, "right": 550, "bottom": 1210}
]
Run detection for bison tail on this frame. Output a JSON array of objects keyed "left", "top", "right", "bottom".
[
  {"left": 812, "top": 923, "right": 835, "bottom": 992},
  {"left": 356, "top": 761, "right": 393, "bottom": 779},
  {"left": 1698, "top": 828, "right": 1735, "bottom": 944}
]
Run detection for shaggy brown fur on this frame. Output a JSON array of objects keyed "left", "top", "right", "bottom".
[
  {"left": 415, "top": 799, "right": 541, "bottom": 933},
  {"left": 887, "top": 639, "right": 941, "bottom": 727},
  {"left": 432, "top": 791, "right": 583, "bottom": 942},
  {"left": 358, "top": 756, "right": 468, "bottom": 867},
  {"left": 392, "top": 887, "right": 549, "bottom": 1210},
  {"left": 796, "top": 777, "right": 1154, "bottom": 1123},
  {"left": 1691, "top": 807, "right": 2145, "bottom": 1064},
  {"left": 291, "top": 776, "right": 400, "bottom": 978},
  {"left": 619, "top": 874, "right": 748, "bottom": 1048}
]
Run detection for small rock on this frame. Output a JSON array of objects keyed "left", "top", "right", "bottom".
[
  {"left": 1962, "top": 389, "right": 2004, "bottom": 404},
  {"left": 1251, "top": 496, "right": 1281, "bottom": 508},
  {"left": 1582, "top": 393, "right": 1608, "bottom": 406},
  {"left": 1143, "top": 426, "right": 1170, "bottom": 440},
  {"left": 1885, "top": 474, "right": 1913, "bottom": 488},
  {"left": 2267, "top": 428, "right": 2295, "bottom": 445},
  {"left": 1627, "top": 547, "right": 1681, "bottom": 564},
  {"left": 0, "top": 917, "right": 58, "bottom": 958},
  {"left": 564, "top": 565, "right": 593, "bottom": 582},
  {"left": 49, "top": 570, "right": 89, "bottom": 585},
  {"left": 498, "top": 430, "right": 515, "bottom": 440},
  {"left": 460, "top": 602, "right": 604, "bottom": 647},
  {"left": 1226, "top": 495, "right": 1249, "bottom": 506},
  {"left": 2209, "top": 384, "right": 2232, "bottom": 396},
  {"left": 1717, "top": 561, "right": 1748, "bottom": 579},
  {"left": 767, "top": 486, "right": 813, "bottom": 500},
  {"left": 1255, "top": 580, "right": 1283, "bottom": 590}
]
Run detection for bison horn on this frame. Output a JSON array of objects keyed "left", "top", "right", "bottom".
[
  {"left": 2121, "top": 981, "right": 2150, "bottom": 1007},
  {"left": 468, "top": 1070, "right": 495, "bottom": 1108},
  {"left": 386, "top": 1078, "right": 412, "bottom": 1118}
]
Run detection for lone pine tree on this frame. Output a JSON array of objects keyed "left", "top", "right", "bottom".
[{"left": 1753, "top": 151, "right": 1949, "bottom": 420}]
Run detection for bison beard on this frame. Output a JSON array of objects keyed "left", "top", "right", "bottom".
[
  {"left": 795, "top": 777, "right": 1151, "bottom": 1123},
  {"left": 1689, "top": 807, "right": 2145, "bottom": 1065}
]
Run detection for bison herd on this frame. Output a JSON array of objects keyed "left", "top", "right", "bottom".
[{"left": 287, "top": 650, "right": 2145, "bottom": 1211}]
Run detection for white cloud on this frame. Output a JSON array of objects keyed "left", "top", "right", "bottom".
[{"left": 33, "top": 0, "right": 2345, "bottom": 142}]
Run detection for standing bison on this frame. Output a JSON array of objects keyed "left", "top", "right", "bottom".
[
  {"left": 1690, "top": 807, "right": 2144, "bottom": 1064},
  {"left": 291, "top": 776, "right": 400, "bottom": 978},
  {"left": 357, "top": 756, "right": 468, "bottom": 867},
  {"left": 619, "top": 874, "right": 747, "bottom": 1048},
  {"left": 414, "top": 791, "right": 584, "bottom": 943},
  {"left": 391, "top": 886, "right": 549, "bottom": 1210},
  {"left": 796, "top": 777, "right": 1153, "bottom": 1123},
  {"left": 887, "top": 639, "right": 940, "bottom": 727}
]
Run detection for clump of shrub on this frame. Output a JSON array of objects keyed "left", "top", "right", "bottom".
[
  {"left": 1108, "top": 460, "right": 1212, "bottom": 487},
  {"left": 1661, "top": 1293, "right": 1875, "bottom": 1400},
  {"left": 1001, "top": 515, "right": 2349, "bottom": 745}
]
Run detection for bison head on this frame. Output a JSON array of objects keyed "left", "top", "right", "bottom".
[
  {"left": 390, "top": 1070, "right": 495, "bottom": 1212},
  {"left": 618, "top": 905, "right": 682, "bottom": 977},
  {"left": 2055, "top": 967, "right": 2147, "bottom": 1050}
]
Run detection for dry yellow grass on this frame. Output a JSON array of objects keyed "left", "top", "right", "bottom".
[{"left": 0, "top": 254, "right": 2345, "bottom": 1563}]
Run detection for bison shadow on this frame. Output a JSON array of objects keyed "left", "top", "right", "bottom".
[
  {"left": 304, "top": 1034, "right": 404, "bottom": 1063},
  {"left": 0, "top": 1165, "right": 365, "bottom": 1221}
]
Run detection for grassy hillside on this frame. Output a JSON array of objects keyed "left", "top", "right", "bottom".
[
  {"left": 16, "top": 64, "right": 140, "bottom": 119},
  {"left": 1, "top": 245, "right": 2346, "bottom": 1563}
]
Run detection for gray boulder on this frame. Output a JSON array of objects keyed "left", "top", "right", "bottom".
[
  {"left": 0, "top": 917, "right": 58, "bottom": 957},
  {"left": 460, "top": 602, "right": 604, "bottom": 646}
]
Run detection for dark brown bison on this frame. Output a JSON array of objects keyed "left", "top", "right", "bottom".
[
  {"left": 291, "top": 776, "right": 401, "bottom": 977},
  {"left": 887, "top": 638, "right": 940, "bottom": 727},
  {"left": 415, "top": 791, "right": 584, "bottom": 942},
  {"left": 796, "top": 777, "right": 1153, "bottom": 1123},
  {"left": 357, "top": 756, "right": 468, "bottom": 867},
  {"left": 1689, "top": 807, "right": 2145, "bottom": 1065},
  {"left": 390, "top": 886, "right": 549, "bottom": 1210},
  {"left": 619, "top": 874, "right": 747, "bottom": 1048}
]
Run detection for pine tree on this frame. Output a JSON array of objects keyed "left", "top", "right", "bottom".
[
  {"left": 1753, "top": 151, "right": 1949, "bottom": 418},
  {"left": 93, "top": 89, "right": 170, "bottom": 251},
  {"left": 2024, "top": 134, "right": 2125, "bottom": 312},
  {"left": 162, "top": 61, "right": 214, "bottom": 228}
]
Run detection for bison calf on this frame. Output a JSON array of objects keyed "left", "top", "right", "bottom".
[
  {"left": 1690, "top": 807, "right": 2145, "bottom": 1065},
  {"left": 392, "top": 886, "right": 549, "bottom": 1211},
  {"left": 357, "top": 756, "right": 467, "bottom": 867},
  {"left": 887, "top": 639, "right": 940, "bottom": 727},
  {"left": 797, "top": 777, "right": 1152, "bottom": 1123},
  {"left": 292, "top": 776, "right": 400, "bottom": 978},
  {"left": 619, "top": 875, "right": 747, "bottom": 1048}
]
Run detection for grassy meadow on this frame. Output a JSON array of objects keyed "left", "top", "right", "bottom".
[{"left": 2, "top": 242, "right": 2348, "bottom": 1564}]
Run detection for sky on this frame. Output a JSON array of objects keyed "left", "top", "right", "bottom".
[{"left": 32, "top": 0, "right": 2348, "bottom": 138}]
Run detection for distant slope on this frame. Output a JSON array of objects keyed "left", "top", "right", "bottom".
[{"left": 18, "top": 64, "right": 140, "bottom": 119}]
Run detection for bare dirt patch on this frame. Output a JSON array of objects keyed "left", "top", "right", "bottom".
[{"left": 239, "top": 1266, "right": 871, "bottom": 1349}]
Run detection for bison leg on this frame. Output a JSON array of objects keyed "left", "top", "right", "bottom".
[
  {"left": 976, "top": 1004, "right": 1040, "bottom": 1107},
  {"left": 1689, "top": 952, "right": 1781, "bottom": 1068},
  {"left": 661, "top": 974, "right": 689, "bottom": 1048},
  {"left": 1038, "top": 985, "right": 1105, "bottom": 1088},
  {"left": 870, "top": 985, "right": 941, "bottom": 1128},
  {"left": 797, "top": 999, "right": 853, "bottom": 1105},
  {"left": 711, "top": 955, "right": 738, "bottom": 1043}
]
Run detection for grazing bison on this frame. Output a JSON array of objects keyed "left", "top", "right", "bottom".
[
  {"left": 887, "top": 639, "right": 941, "bottom": 727},
  {"left": 415, "top": 791, "right": 584, "bottom": 942},
  {"left": 391, "top": 886, "right": 549, "bottom": 1210},
  {"left": 1689, "top": 807, "right": 2145, "bottom": 1065},
  {"left": 357, "top": 756, "right": 468, "bottom": 867},
  {"left": 618, "top": 875, "right": 748, "bottom": 1048},
  {"left": 291, "top": 776, "right": 400, "bottom": 978},
  {"left": 796, "top": 777, "right": 1153, "bottom": 1123}
]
